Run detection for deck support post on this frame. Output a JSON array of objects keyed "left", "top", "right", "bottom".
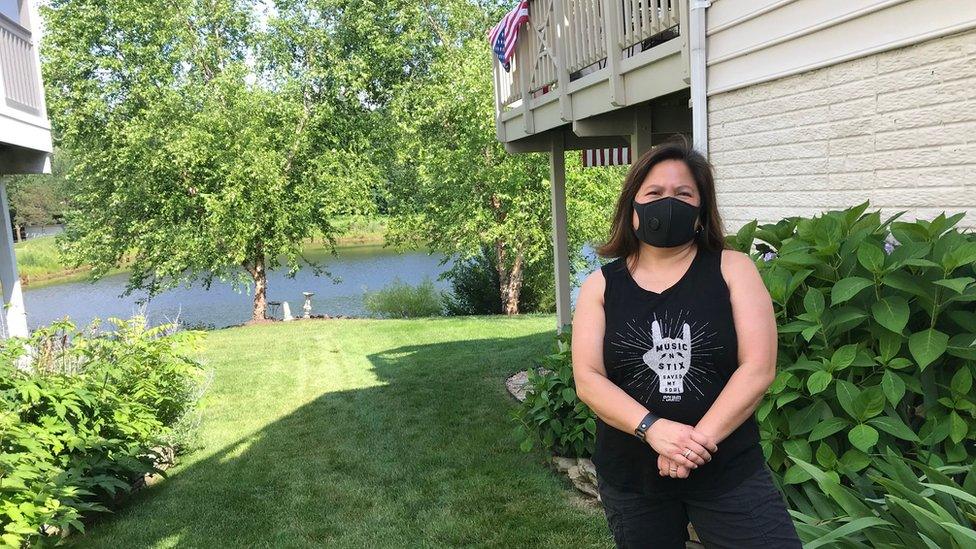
[
  {"left": 0, "top": 182, "right": 28, "bottom": 338},
  {"left": 549, "top": 134, "right": 571, "bottom": 335},
  {"left": 630, "top": 103, "right": 654, "bottom": 160}
]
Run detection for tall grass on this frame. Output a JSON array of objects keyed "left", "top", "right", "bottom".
[
  {"left": 363, "top": 277, "right": 447, "bottom": 318},
  {"left": 14, "top": 235, "right": 73, "bottom": 280}
]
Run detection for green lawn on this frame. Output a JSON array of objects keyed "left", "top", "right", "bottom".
[{"left": 70, "top": 314, "right": 611, "bottom": 548}]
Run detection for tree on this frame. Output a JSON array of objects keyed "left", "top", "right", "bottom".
[
  {"left": 383, "top": 4, "right": 623, "bottom": 315},
  {"left": 382, "top": 20, "right": 544, "bottom": 315},
  {"left": 41, "top": 0, "right": 395, "bottom": 321}
]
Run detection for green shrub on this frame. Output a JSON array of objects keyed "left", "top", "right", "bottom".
[
  {"left": 441, "top": 246, "right": 505, "bottom": 316},
  {"left": 440, "top": 244, "right": 558, "bottom": 316},
  {"left": 0, "top": 317, "right": 205, "bottom": 546},
  {"left": 789, "top": 447, "right": 976, "bottom": 548},
  {"left": 363, "top": 277, "right": 445, "bottom": 318},
  {"left": 728, "top": 201, "right": 976, "bottom": 517},
  {"left": 13, "top": 236, "right": 69, "bottom": 279},
  {"left": 511, "top": 328, "right": 596, "bottom": 458}
]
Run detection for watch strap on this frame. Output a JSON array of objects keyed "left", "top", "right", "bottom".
[{"left": 633, "top": 411, "right": 661, "bottom": 441}]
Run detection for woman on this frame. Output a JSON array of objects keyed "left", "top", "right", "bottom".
[{"left": 571, "top": 136, "right": 802, "bottom": 548}]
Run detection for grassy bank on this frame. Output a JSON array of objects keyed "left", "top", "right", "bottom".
[
  {"left": 15, "top": 215, "right": 392, "bottom": 287},
  {"left": 68, "top": 315, "right": 611, "bottom": 548}
]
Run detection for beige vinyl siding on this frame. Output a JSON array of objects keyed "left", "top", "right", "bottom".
[
  {"left": 707, "top": 25, "right": 976, "bottom": 231},
  {"left": 706, "top": 0, "right": 976, "bottom": 95}
]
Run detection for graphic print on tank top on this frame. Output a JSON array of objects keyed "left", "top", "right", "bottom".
[{"left": 607, "top": 308, "right": 723, "bottom": 404}]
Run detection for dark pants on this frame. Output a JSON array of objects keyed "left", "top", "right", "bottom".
[{"left": 596, "top": 463, "right": 802, "bottom": 549}]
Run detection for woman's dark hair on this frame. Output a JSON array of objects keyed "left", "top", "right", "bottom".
[{"left": 595, "top": 134, "right": 729, "bottom": 260}]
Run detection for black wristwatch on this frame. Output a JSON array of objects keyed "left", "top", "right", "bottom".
[{"left": 633, "top": 411, "right": 661, "bottom": 441}]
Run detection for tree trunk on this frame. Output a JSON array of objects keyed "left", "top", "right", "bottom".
[
  {"left": 494, "top": 238, "right": 523, "bottom": 315},
  {"left": 504, "top": 250, "right": 524, "bottom": 315},
  {"left": 245, "top": 252, "right": 268, "bottom": 321},
  {"left": 488, "top": 193, "right": 523, "bottom": 315}
]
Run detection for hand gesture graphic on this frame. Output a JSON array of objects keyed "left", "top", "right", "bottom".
[{"left": 642, "top": 320, "right": 692, "bottom": 394}]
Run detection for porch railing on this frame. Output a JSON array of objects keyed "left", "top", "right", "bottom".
[
  {"left": 0, "top": 13, "right": 43, "bottom": 114},
  {"left": 494, "top": 0, "right": 682, "bottom": 119}
]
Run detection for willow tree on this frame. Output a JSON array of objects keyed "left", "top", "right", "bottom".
[{"left": 40, "top": 0, "right": 417, "bottom": 321}]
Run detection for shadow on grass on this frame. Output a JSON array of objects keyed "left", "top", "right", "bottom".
[{"left": 71, "top": 328, "right": 612, "bottom": 548}]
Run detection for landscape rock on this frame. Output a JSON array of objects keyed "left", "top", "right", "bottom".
[
  {"left": 505, "top": 368, "right": 553, "bottom": 402},
  {"left": 130, "top": 445, "right": 176, "bottom": 491},
  {"left": 554, "top": 455, "right": 600, "bottom": 501},
  {"left": 552, "top": 456, "right": 576, "bottom": 473}
]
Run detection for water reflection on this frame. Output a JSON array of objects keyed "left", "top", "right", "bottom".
[{"left": 24, "top": 245, "right": 455, "bottom": 329}]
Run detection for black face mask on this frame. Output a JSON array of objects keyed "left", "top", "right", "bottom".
[{"left": 632, "top": 196, "right": 701, "bottom": 248}]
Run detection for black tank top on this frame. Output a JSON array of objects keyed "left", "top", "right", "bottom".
[{"left": 593, "top": 244, "right": 765, "bottom": 497}]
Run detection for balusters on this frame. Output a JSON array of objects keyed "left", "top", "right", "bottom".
[
  {"left": 0, "top": 19, "right": 42, "bottom": 113},
  {"left": 492, "top": 0, "right": 683, "bottom": 119}
]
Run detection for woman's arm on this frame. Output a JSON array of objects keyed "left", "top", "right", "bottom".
[
  {"left": 693, "top": 249, "right": 778, "bottom": 444},
  {"left": 572, "top": 269, "right": 718, "bottom": 470}
]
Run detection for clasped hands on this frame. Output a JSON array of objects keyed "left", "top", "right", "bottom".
[{"left": 644, "top": 418, "right": 719, "bottom": 479}]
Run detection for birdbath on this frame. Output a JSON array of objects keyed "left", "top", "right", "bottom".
[{"left": 302, "top": 292, "right": 314, "bottom": 319}]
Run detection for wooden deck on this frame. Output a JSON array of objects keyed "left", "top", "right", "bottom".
[{"left": 493, "top": 0, "right": 691, "bottom": 145}]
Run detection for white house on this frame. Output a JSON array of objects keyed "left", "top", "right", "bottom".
[
  {"left": 0, "top": 0, "right": 52, "bottom": 336},
  {"left": 490, "top": 0, "right": 976, "bottom": 332}
]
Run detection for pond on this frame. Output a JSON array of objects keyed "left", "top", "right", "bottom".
[{"left": 23, "top": 243, "right": 597, "bottom": 330}]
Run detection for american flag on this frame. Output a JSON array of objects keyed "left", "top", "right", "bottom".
[
  {"left": 582, "top": 146, "right": 632, "bottom": 167},
  {"left": 487, "top": 1, "right": 530, "bottom": 72}
]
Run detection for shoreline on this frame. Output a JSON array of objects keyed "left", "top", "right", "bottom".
[{"left": 18, "top": 232, "right": 392, "bottom": 289}]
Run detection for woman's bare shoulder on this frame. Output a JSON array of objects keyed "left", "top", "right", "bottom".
[
  {"left": 578, "top": 265, "right": 608, "bottom": 305},
  {"left": 719, "top": 248, "right": 753, "bottom": 269},
  {"left": 720, "top": 248, "right": 765, "bottom": 293}
]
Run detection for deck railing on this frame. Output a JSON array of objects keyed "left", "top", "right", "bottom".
[
  {"left": 494, "top": 0, "right": 682, "bottom": 123},
  {"left": 0, "top": 13, "right": 42, "bottom": 114}
]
